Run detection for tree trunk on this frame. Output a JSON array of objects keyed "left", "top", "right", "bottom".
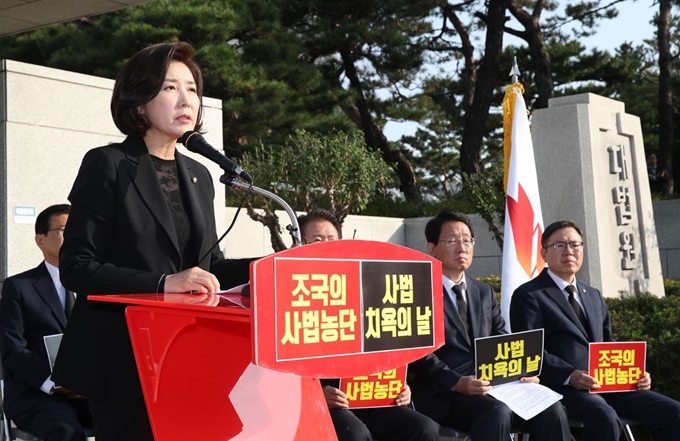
[
  {"left": 460, "top": 0, "right": 505, "bottom": 175},
  {"left": 444, "top": 5, "right": 476, "bottom": 112},
  {"left": 527, "top": 30, "right": 553, "bottom": 109},
  {"left": 339, "top": 50, "right": 422, "bottom": 203},
  {"left": 506, "top": 0, "right": 553, "bottom": 109},
  {"left": 245, "top": 203, "right": 288, "bottom": 251},
  {"left": 657, "top": 0, "right": 674, "bottom": 194}
]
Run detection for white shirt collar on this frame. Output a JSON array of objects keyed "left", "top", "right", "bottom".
[
  {"left": 44, "top": 260, "right": 61, "bottom": 289},
  {"left": 547, "top": 268, "right": 581, "bottom": 298},
  {"left": 546, "top": 269, "right": 574, "bottom": 291},
  {"left": 442, "top": 273, "right": 467, "bottom": 302},
  {"left": 44, "top": 260, "right": 66, "bottom": 309}
]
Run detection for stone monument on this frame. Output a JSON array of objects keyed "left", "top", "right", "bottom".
[{"left": 531, "top": 93, "right": 664, "bottom": 297}]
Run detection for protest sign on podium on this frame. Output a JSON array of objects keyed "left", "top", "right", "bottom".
[{"left": 89, "top": 239, "right": 444, "bottom": 440}]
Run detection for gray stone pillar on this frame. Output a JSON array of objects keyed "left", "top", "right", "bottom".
[{"left": 531, "top": 93, "right": 664, "bottom": 297}]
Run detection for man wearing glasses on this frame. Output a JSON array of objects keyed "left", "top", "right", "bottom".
[
  {"left": 297, "top": 209, "right": 441, "bottom": 441},
  {"left": 409, "top": 210, "right": 570, "bottom": 441},
  {"left": 511, "top": 220, "right": 680, "bottom": 441},
  {"left": 0, "top": 204, "right": 91, "bottom": 441}
]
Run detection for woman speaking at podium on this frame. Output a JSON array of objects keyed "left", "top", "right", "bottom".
[{"left": 52, "top": 42, "right": 252, "bottom": 441}]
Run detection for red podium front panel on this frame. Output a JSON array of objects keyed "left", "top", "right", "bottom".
[
  {"left": 89, "top": 239, "right": 444, "bottom": 440},
  {"left": 89, "top": 295, "right": 335, "bottom": 441}
]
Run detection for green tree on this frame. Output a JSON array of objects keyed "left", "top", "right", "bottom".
[
  {"left": 0, "top": 0, "right": 351, "bottom": 157},
  {"left": 399, "top": 0, "right": 508, "bottom": 187},
  {"left": 463, "top": 168, "right": 506, "bottom": 249},
  {"left": 237, "top": 130, "right": 390, "bottom": 251},
  {"left": 1, "top": 0, "right": 676, "bottom": 208},
  {"left": 657, "top": 0, "right": 676, "bottom": 194},
  {"left": 276, "top": 0, "right": 443, "bottom": 202}
]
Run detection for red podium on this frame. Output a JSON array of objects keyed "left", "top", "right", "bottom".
[{"left": 89, "top": 240, "right": 444, "bottom": 440}]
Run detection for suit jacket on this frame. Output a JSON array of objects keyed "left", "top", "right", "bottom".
[
  {"left": 409, "top": 277, "right": 506, "bottom": 421},
  {"left": 0, "top": 262, "right": 69, "bottom": 418},
  {"left": 510, "top": 268, "right": 613, "bottom": 391},
  {"left": 52, "top": 136, "right": 253, "bottom": 403}
]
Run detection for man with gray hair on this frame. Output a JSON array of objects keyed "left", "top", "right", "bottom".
[{"left": 0, "top": 204, "right": 91, "bottom": 441}]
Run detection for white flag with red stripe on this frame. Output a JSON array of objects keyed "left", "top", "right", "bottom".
[{"left": 500, "top": 83, "right": 545, "bottom": 331}]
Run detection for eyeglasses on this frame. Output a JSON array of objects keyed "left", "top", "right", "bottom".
[
  {"left": 545, "top": 241, "right": 583, "bottom": 251},
  {"left": 45, "top": 227, "right": 66, "bottom": 235},
  {"left": 303, "top": 236, "right": 338, "bottom": 244},
  {"left": 437, "top": 238, "right": 475, "bottom": 248}
]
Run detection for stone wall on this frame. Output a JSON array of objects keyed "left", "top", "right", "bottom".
[
  {"left": 2, "top": 61, "right": 678, "bottom": 297},
  {"left": 0, "top": 59, "right": 226, "bottom": 280},
  {"left": 225, "top": 200, "right": 678, "bottom": 291}
]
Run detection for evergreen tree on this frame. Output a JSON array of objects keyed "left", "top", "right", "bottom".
[{"left": 237, "top": 130, "right": 390, "bottom": 250}]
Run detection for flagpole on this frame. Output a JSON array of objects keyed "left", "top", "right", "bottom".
[
  {"left": 509, "top": 56, "right": 520, "bottom": 84},
  {"left": 500, "top": 59, "right": 545, "bottom": 331}
]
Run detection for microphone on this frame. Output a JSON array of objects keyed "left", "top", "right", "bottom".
[{"left": 180, "top": 131, "right": 253, "bottom": 183}]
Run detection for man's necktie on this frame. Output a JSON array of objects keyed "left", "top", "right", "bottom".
[
  {"left": 565, "top": 285, "right": 587, "bottom": 329},
  {"left": 452, "top": 284, "right": 469, "bottom": 333},
  {"left": 65, "top": 290, "right": 76, "bottom": 320}
]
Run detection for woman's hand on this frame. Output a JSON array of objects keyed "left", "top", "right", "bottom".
[
  {"left": 164, "top": 267, "right": 220, "bottom": 293},
  {"left": 163, "top": 293, "right": 220, "bottom": 307}
]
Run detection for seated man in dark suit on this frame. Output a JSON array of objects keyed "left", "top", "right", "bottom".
[
  {"left": 298, "top": 209, "right": 440, "bottom": 441},
  {"left": 0, "top": 204, "right": 91, "bottom": 441},
  {"left": 409, "top": 210, "right": 570, "bottom": 441},
  {"left": 511, "top": 219, "right": 680, "bottom": 441}
]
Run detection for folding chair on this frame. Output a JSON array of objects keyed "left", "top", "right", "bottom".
[
  {"left": 10, "top": 426, "right": 93, "bottom": 441},
  {"left": 0, "top": 359, "right": 94, "bottom": 441},
  {"left": 439, "top": 426, "right": 530, "bottom": 441},
  {"left": 0, "top": 358, "right": 40, "bottom": 441},
  {"left": 569, "top": 418, "right": 637, "bottom": 441},
  {"left": 439, "top": 426, "right": 470, "bottom": 441},
  {"left": 7, "top": 427, "right": 41, "bottom": 441}
]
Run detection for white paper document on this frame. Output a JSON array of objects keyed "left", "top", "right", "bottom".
[
  {"left": 43, "top": 333, "right": 63, "bottom": 372},
  {"left": 487, "top": 381, "right": 563, "bottom": 421}
]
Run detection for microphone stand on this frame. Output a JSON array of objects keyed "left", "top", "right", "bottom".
[{"left": 221, "top": 174, "right": 302, "bottom": 247}]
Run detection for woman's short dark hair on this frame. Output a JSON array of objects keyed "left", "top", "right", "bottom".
[{"left": 111, "top": 42, "right": 204, "bottom": 136}]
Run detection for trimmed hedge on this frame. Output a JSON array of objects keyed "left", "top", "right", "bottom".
[
  {"left": 607, "top": 294, "right": 680, "bottom": 401},
  {"left": 664, "top": 278, "right": 680, "bottom": 296},
  {"left": 478, "top": 276, "right": 502, "bottom": 293}
]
